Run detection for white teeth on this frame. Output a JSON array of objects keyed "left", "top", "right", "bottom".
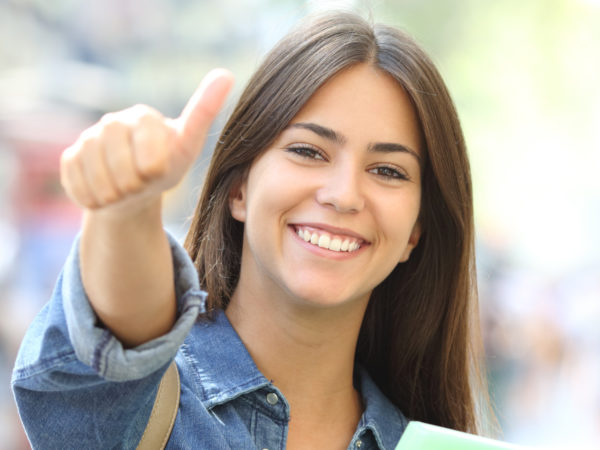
[
  {"left": 318, "top": 235, "right": 330, "bottom": 248},
  {"left": 295, "top": 227, "right": 362, "bottom": 253},
  {"left": 329, "top": 238, "right": 341, "bottom": 251}
]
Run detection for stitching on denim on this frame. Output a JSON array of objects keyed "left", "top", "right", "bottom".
[
  {"left": 203, "top": 375, "right": 270, "bottom": 408},
  {"left": 279, "top": 412, "right": 288, "bottom": 449},
  {"left": 12, "top": 351, "right": 78, "bottom": 381},
  {"left": 92, "top": 330, "right": 113, "bottom": 374},
  {"left": 234, "top": 391, "right": 290, "bottom": 425},
  {"left": 180, "top": 343, "right": 207, "bottom": 401}
]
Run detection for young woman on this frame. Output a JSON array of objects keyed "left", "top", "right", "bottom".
[{"left": 12, "top": 11, "right": 491, "bottom": 449}]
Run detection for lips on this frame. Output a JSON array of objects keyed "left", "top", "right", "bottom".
[{"left": 292, "top": 225, "right": 367, "bottom": 253}]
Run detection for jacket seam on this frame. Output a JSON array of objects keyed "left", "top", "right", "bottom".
[
  {"left": 92, "top": 329, "right": 113, "bottom": 374},
  {"left": 12, "top": 351, "right": 79, "bottom": 382}
]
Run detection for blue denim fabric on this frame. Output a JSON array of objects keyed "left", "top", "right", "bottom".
[{"left": 12, "top": 233, "right": 408, "bottom": 449}]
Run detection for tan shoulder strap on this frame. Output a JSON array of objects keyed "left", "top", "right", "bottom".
[{"left": 137, "top": 361, "right": 181, "bottom": 450}]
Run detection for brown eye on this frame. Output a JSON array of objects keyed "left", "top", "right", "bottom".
[
  {"left": 368, "top": 166, "right": 409, "bottom": 181},
  {"left": 286, "top": 145, "right": 326, "bottom": 161}
]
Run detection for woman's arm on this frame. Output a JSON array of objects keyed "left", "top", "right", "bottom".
[
  {"left": 12, "top": 230, "right": 207, "bottom": 448},
  {"left": 60, "top": 69, "right": 233, "bottom": 347}
]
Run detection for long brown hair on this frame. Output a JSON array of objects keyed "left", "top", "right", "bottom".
[{"left": 185, "top": 11, "right": 491, "bottom": 434}]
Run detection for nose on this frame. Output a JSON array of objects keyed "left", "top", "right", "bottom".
[{"left": 315, "top": 163, "right": 365, "bottom": 213}]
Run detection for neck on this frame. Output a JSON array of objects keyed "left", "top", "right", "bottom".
[{"left": 225, "top": 283, "right": 369, "bottom": 425}]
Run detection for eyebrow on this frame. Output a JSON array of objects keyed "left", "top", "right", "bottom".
[
  {"left": 288, "top": 122, "right": 346, "bottom": 146},
  {"left": 287, "top": 121, "right": 421, "bottom": 165},
  {"left": 368, "top": 142, "right": 421, "bottom": 164}
]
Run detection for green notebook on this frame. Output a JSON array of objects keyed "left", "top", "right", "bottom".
[{"left": 395, "top": 421, "right": 525, "bottom": 449}]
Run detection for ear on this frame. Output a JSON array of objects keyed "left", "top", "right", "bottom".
[
  {"left": 228, "top": 176, "right": 248, "bottom": 223},
  {"left": 399, "top": 221, "right": 422, "bottom": 262}
]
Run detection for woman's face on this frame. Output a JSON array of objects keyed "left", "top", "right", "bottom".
[{"left": 230, "top": 63, "right": 422, "bottom": 309}]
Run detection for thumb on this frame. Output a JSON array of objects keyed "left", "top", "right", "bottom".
[{"left": 174, "top": 68, "right": 234, "bottom": 157}]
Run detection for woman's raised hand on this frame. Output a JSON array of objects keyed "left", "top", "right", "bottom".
[
  {"left": 60, "top": 68, "right": 234, "bottom": 214},
  {"left": 63, "top": 69, "right": 233, "bottom": 347}
]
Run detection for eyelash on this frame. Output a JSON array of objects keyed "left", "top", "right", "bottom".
[
  {"left": 285, "top": 145, "right": 326, "bottom": 161},
  {"left": 285, "top": 145, "right": 410, "bottom": 182},
  {"left": 368, "top": 165, "right": 410, "bottom": 181}
]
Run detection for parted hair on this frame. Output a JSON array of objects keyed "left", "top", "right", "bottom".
[{"left": 185, "top": 11, "right": 491, "bottom": 434}]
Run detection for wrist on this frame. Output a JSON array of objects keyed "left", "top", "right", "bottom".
[{"left": 83, "top": 194, "right": 163, "bottom": 228}]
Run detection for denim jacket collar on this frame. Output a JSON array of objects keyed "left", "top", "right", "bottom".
[
  {"left": 184, "top": 310, "right": 407, "bottom": 449},
  {"left": 356, "top": 364, "right": 408, "bottom": 449},
  {"left": 183, "top": 310, "right": 272, "bottom": 410}
]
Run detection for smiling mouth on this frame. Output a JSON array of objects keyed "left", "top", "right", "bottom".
[{"left": 292, "top": 225, "right": 366, "bottom": 253}]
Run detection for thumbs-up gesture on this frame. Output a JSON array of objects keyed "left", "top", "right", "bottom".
[{"left": 60, "top": 68, "right": 234, "bottom": 214}]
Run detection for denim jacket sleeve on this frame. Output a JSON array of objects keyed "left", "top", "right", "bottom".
[{"left": 11, "top": 232, "right": 206, "bottom": 449}]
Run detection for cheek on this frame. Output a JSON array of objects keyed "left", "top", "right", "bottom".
[
  {"left": 375, "top": 194, "right": 421, "bottom": 243},
  {"left": 245, "top": 164, "right": 313, "bottom": 217}
]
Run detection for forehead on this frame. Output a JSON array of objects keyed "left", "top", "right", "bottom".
[{"left": 289, "top": 63, "right": 422, "bottom": 155}]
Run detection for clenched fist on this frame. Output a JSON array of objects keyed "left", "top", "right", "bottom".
[{"left": 60, "top": 68, "right": 234, "bottom": 214}]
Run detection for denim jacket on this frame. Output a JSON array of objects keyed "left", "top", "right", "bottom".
[{"left": 12, "top": 233, "right": 408, "bottom": 449}]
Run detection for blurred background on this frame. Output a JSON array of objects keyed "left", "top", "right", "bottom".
[{"left": 1, "top": 0, "right": 599, "bottom": 448}]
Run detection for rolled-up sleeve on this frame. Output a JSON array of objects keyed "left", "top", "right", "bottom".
[
  {"left": 63, "top": 232, "right": 206, "bottom": 381},
  {"left": 11, "top": 231, "right": 206, "bottom": 449}
]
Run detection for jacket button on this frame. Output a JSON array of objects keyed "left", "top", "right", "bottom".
[{"left": 266, "top": 392, "right": 279, "bottom": 405}]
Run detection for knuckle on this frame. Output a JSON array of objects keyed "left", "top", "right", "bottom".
[
  {"left": 95, "top": 186, "right": 119, "bottom": 205},
  {"left": 87, "top": 167, "right": 117, "bottom": 199},
  {"left": 104, "top": 144, "right": 125, "bottom": 167},
  {"left": 102, "top": 119, "right": 126, "bottom": 136},
  {"left": 97, "top": 114, "right": 131, "bottom": 143},
  {"left": 130, "top": 104, "right": 162, "bottom": 122},
  {"left": 138, "top": 155, "right": 168, "bottom": 178},
  {"left": 136, "top": 124, "right": 168, "bottom": 144},
  {"left": 120, "top": 177, "right": 144, "bottom": 194},
  {"left": 77, "top": 134, "right": 101, "bottom": 156},
  {"left": 136, "top": 117, "right": 164, "bottom": 135},
  {"left": 104, "top": 149, "right": 143, "bottom": 193},
  {"left": 78, "top": 123, "right": 101, "bottom": 142},
  {"left": 133, "top": 134, "right": 169, "bottom": 179}
]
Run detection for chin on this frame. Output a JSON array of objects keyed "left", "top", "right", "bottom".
[{"left": 284, "top": 281, "right": 369, "bottom": 310}]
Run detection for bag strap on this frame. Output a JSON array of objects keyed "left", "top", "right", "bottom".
[{"left": 136, "top": 361, "right": 181, "bottom": 450}]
